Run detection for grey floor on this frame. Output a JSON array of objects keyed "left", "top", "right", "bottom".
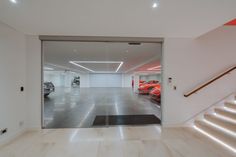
[{"left": 44, "top": 87, "right": 161, "bottom": 128}]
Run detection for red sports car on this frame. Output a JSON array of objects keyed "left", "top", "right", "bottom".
[
  {"left": 138, "top": 82, "right": 160, "bottom": 94},
  {"left": 150, "top": 86, "right": 161, "bottom": 103},
  {"left": 139, "top": 80, "right": 146, "bottom": 87}
]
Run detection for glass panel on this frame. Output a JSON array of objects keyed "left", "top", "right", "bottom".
[{"left": 42, "top": 41, "right": 162, "bottom": 128}]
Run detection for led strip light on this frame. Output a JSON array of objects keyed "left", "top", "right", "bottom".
[
  {"left": 194, "top": 125, "right": 236, "bottom": 153},
  {"left": 223, "top": 107, "right": 236, "bottom": 114},
  {"left": 203, "top": 119, "right": 236, "bottom": 137},
  {"left": 147, "top": 65, "right": 161, "bottom": 71},
  {"left": 69, "top": 61, "right": 123, "bottom": 73},
  {"left": 213, "top": 113, "right": 236, "bottom": 124}
]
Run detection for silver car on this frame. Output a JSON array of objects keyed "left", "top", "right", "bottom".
[{"left": 43, "top": 82, "right": 55, "bottom": 96}]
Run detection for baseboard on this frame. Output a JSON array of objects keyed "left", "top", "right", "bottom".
[
  {"left": 161, "top": 123, "right": 184, "bottom": 128},
  {"left": 0, "top": 128, "right": 27, "bottom": 147},
  {"left": 27, "top": 126, "right": 42, "bottom": 131},
  {"left": 0, "top": 126, "right": 42, "bottom": 147}
]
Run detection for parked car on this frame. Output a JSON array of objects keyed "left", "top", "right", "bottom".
[
  {"left": 138, "top": 82, "right": 160, "bottom": 94},
  {"left": 44, "top": 82, "right": 55, "bottom": 96},
  {"left": 139, "top": 80, "right": 146, "bottom": 87},
  {"left": 146, "top": 80, "right": 159, "bottom": 84},
  {"left": 71, "top": 76, "right": 80, "bottom": 87},
  {"left": 150, "top": 86, "right": 161, "bottom": 103}
]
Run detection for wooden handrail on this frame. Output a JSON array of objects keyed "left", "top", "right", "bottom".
[{"left": 184, "top": 66, "right": 236, "bottom": 97}]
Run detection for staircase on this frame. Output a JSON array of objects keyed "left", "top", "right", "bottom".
[{"left": 193, "top": 100, "right": 236, "bottom": 153}]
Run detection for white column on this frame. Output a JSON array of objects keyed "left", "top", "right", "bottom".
[{"left": 134, "top": 74, "right": 140, "bottom": 92}]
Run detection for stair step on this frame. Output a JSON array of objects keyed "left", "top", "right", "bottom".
[
  {"left": 204, "top": 114, "right": 236, "bottom": 133},
  {"left": 194, "top": 120, "right": 236, "bottom": 148},
  {"left": 225, "top": 102, "right": 236, "bottom": 110},
  {"left": 215, "top": 108, "right": 236, "bottom": 121}
]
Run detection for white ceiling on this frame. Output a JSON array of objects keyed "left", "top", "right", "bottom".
[
  {"left": 0, "top": 0, "right": 236, "bottom": 37},
  {"left": 43, "top": 41, "right": 161, "bottom": 73}
]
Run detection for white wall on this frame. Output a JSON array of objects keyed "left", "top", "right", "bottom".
[
  {"left": 26, "top": 35, "right": 41, "bottom": 129},
  {"left": 162, "top": 26, "right": 236, "bottom": 126},
  {"left": 0, "top": 22, "right": 27, "bottom": 144},
  {"left": 89, "top": 73, "right": 122, "bottom": 87},
  {"left": 44, "top": 71, "right": 63, "bottom": 87},
  {"left": 79, "top": 73, "right": 90, "bottom": 88},
  {"left": 44, "top": 71, "right": 80, "bottom": 87},
  {"left": 122, "top": 73, "right": 133, "bottom": 88}
]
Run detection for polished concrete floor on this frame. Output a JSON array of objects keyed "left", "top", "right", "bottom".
[
  {"left": 0, "top": 126, "right": 235, "bottom": 157},
  {"left": 44, "top": 87, "right": 161, "bottom": 128}
]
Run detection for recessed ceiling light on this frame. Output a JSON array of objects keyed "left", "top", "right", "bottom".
[
  {"left": 152, "top": 3, "right": 157, "bottom": 8},
  {"left": 152, "top": 0, "right": 160, "bottom": 8},
  {"left": 10, "top": 0, "right": 17, "bottom": 4}
]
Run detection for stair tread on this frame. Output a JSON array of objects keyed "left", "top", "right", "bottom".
[
  {"left": 215, "top": 108, "right": 236, "bottom": 120},
  {"left": 194, "top": 120, "right": 236, "bottom": 147},
  {"left": 225, "top": 102, "right": 236, "bottom": 110},
  {"left": 204, "top": 114, "right": 236, "bottom": 132}
]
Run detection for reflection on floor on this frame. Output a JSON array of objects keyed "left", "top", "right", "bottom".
[
  {"left": 0, "top": 126, "right": 234, "bottom": 157},
  {"left": 44, "top": 87, "right": 161, "bottom": 128}
]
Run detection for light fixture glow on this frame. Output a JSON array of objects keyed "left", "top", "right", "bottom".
[
  {"left": 69, "top": 61, "right": 95, "bottom": 72},
  {"left": 10, "top": 0, "right": 17, "bottom": 3},
  {"left": 194, "top": 125, "right": 236, "bottom": 153},
  {"left": 69, "top": 61, "right": 123, "bottom": 73},
  {"left": 203, "top": 119, "right": 236, "bottom": 137},
  {"left": 44, "top": 67, "right": 54, "bottom": 70},
  {"left": 214, "top": 113, "right": 236, "bottom": 124},
  {"left": 116, "top": 62, "right": 123, "bottom": 72},
  {"left": 147, "top": 65, "right": 161, "bottom": 71},
  {"left": 224, "top": 107, "right": 236, "bottom": 113},
  {"left": 152, "top": 3, "right": 158, "bottom": 8}
]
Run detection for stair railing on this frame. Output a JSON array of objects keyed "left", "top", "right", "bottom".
[{"left": 184, "top": 65, "right": 236, "bottom": 97}]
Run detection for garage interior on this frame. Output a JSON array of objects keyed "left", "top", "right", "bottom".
[{"left": 43, "top": 41, "right": 162, "bottom": 128}]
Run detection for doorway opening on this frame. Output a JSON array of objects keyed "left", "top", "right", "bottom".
[{"left": 41, "top": 37, "right": 163, "bottom": 128}]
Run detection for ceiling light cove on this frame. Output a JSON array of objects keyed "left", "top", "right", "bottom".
[
  {"left": 10, "top": 0, "right": 17, "bottom": 4},
  {"left": 69, "top": 61, "right": 95, "bottom": 73},
  {"left": 147, "top": 65, "right": 161, "bottom": 71},
  {"left": 116, "top": 62, "right": 124, "bottom": 72},
  {"left": 44, "top": 67, "right": 54, "bottom": 71},
  {"left": 69, "top": 61, "right": 124, "bottom": 73}
]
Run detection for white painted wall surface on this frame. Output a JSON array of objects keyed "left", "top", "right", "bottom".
[
  {"left": 25, "top": 35, "right": 41, "bottom": 129},
  {"left": 122, "top": 74, "right": 132, "bottom": 88},
  {"left": 44, "top": 71, "right": 80, "bottom": 87},
  {"left": 89, "top": 73, "right": 122, "bottom": 87},
  {"left": 80, "top": 73, "right": 90, "bottom": 88},
  {"left": 140, "top": 74, "right": 161, "bottom": 82},
  {"left": 162, "top": 26, "right": 236, "bottom": 126},
  {"left": 0, "top": 22, "right": 27, "bottom": 144},
  {"left": 44, "top": 71, "right": 63, "bottom": 87}
]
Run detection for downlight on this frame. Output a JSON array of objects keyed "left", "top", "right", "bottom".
[
  {"left": 10, "top": 0, "right": 17, "bottom": 4},
  {"left": 152, "top": 0, "right": 160, "bottom": 8}
]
